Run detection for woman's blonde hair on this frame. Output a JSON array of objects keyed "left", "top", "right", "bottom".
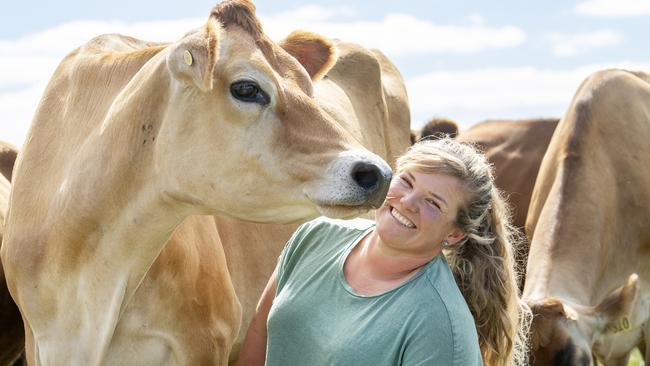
[{"left": 396, "top": 138, "right": 532, "bottom": 366}]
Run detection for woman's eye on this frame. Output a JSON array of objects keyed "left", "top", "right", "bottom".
[
  {"left": 399, "top": 176, "right": 412, "bottom": 187},
  {"left": 426, "top": 199, "right": 440, "bottom": 210},
  {"left": 230, "top": 81, "right": 270, "bottom": 105}
]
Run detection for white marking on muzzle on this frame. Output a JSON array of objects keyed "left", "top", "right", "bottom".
[{"left": 304, "top": 149, "right": 392, "bottom": 211}]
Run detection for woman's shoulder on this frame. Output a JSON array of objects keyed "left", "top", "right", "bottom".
[
  {"left": 280, "top": 217, "right": 373, "bottom": 268},
  {"left": 288, "top": 217, "right": 373, "bottom": 245},
  {"left": 416, "top": 258, "right": 482, "bottom": 361},
  {"left": 400, "top": 268, "right": 482, "bottom": 365},
  {"left": 423, "top": 259, "right": 476, "bottom": 321},
  {"left": 276, "top": 217, "right": 374, "bottom": 292}
]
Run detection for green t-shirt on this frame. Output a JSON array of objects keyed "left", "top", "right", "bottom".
[{"left": 266, "top": 217, "right": 482, "bottom": 366}]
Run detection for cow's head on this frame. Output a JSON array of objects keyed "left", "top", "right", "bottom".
[
  {"left": 527, "top": 274, "right": 647, "bottom": 365},
  {"left": 152, "top": 0, "right": 391, "bottom": 222}
]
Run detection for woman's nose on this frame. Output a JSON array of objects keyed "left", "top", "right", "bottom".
[{"left": 401, "top": 193, "right": 419, "bottom": 213}]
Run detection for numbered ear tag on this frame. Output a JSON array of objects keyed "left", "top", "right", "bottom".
[
  {"left": 183, "top": 50, "right": 193, "bottom": 66},
  {"left": 608, "top": 317, "right": 631, "bottom": 333}
]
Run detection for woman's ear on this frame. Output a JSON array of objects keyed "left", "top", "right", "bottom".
[
  {"left": 167, "top": 17, "right": 221, "bottom": 92},
  {"left": 278, "top": 30, "right": 337, "bottom": 80},
  {"left": 446, "top": 229, "right": 466, "bottom": 246}
]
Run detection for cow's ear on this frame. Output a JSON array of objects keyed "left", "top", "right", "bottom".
[
  {"left": 528, "top": 298, "right": 578, "bottom": 348},
  {"left": 167, "top": 18, "right": 221, "bottom": 92},
  {"left": 279, "top": 30, "right": 337, "bottom": 81},
  {"left": 593, "top": 273, "right": 644, "bottom": 334},
  {"left": 530, "top": 298, "right": 578, "bottom": 320}
]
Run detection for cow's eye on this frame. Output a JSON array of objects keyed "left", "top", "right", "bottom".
[{"left": 230, "top": 80, "right": 270, "bottom": 105}]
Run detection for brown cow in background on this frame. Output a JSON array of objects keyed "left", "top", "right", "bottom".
[
  {"left": 0, "top": 142, "right": 17, "bottom": 183},
  {"left": 0, "top": 142, "right": 23, "bottom": 366},
  {"left": 456, "top": 118, "right": 558, "bottom": 232}
]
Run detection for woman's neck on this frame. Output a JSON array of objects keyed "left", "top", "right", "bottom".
[{"left": 352, "top": 230, "right": 437, "bottom": 282}]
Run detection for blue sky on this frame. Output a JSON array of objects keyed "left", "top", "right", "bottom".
[{"left": 2, "top": 0, "right": 650, "bottom": 147}]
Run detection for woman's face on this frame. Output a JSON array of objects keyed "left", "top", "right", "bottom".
[{"left": 375, "top": 169, "right": 466, "bottom": 258}]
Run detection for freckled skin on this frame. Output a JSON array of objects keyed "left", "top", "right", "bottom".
[{"left": 374, "top": 170, "right": 465, "bottom": 259}]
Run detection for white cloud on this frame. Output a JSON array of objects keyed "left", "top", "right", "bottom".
[
  {"left": 0, "top": 57, "right": 61, "bottom": 85},
  {"left": 548, "top": 30, "right": 621, "bottom": 57},
  {"left": 0, "top": 19, "right": 202, "bottom": 59},
  {"left": 576, "top": 0, "right": 650, "bottom": 17},
  {"left": 467, "top": 14, "right": 486, "bottom": 25},
  {"left": 260, "top": 5, "right": 357, "bottom": 24},
  {"left": 0, "top": 6, "right": 520, "bottom": 60},
  {"left": 262, "top": 8, "right": 526, "bottom": 57},
  {"left": 0, "top": 84, "right": 46, "bottom": 149},
  {"left": 407, "top": 62, "right": 650, "bottom": 128}
]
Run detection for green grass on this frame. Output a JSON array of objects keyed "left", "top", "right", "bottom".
[
  {"left": 627, "top": 348, "right": 645, "bottom": 366},
  {"left": 597, "top": 348, "right": 645, "bottom": 366}
]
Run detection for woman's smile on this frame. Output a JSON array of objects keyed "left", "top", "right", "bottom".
[{"left": 390, "top": 207, "right": 416, "bottom": 229}]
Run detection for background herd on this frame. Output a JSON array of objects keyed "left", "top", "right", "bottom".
[{"left": 0, "top": 1, "right": 649, "bottom": 366}]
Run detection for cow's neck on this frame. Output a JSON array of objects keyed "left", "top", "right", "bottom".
[
  {"left": 523, "top": 163, "right": 640, "bottom": 307},
  {"left": 40, "top": 54, "right": 191, "bottom": 363}
]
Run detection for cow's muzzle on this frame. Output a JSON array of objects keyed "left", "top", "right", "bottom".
[{"left": 351, "top": 161, "right": 391, "bottom": 208}]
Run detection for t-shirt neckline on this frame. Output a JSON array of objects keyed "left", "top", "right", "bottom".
[{"left": 337, "top": 225, "right": 438, "bottom": 298}]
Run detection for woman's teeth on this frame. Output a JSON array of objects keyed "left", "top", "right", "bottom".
[{"left": 391, "top": 208, "right": 415, "bottom": 228}]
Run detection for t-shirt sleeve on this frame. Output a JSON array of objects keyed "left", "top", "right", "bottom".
[
  {"left": 274, "top": 220, "right": 316, "bottom": 293},
  {"left": 400, "top": 321, "right": 482, "bottom": 366},
  {"left": 400, "top": 292, "right": 483, "bottom": 366},
  {"left": 400, "top": 313, "right": 455, "bottom": 366}
]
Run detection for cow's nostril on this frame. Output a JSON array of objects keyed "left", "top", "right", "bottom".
[{"left": 352, "top": 163, "right": 380, "bottom": 191}]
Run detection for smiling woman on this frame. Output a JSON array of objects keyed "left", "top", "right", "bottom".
[{"left": 239, "top": 138, "right": 531, "bottom": 366}]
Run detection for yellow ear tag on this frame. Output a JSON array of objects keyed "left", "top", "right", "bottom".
[
  {"left": 608, "top": 317, "right": 631, "bottom": 333},
  {"left": 183, "top": 50, "right": 193, "bottom": 66}
]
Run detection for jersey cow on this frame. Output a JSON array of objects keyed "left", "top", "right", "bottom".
[
  {"left": 524, "top": 69, "right": 650, "bottom": 365},
  {"left": 0, "top": 1, "right": 394, "bottom": 364},
  {"left": 220, "top": 40, "right": 411, "bottom": 363}
]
